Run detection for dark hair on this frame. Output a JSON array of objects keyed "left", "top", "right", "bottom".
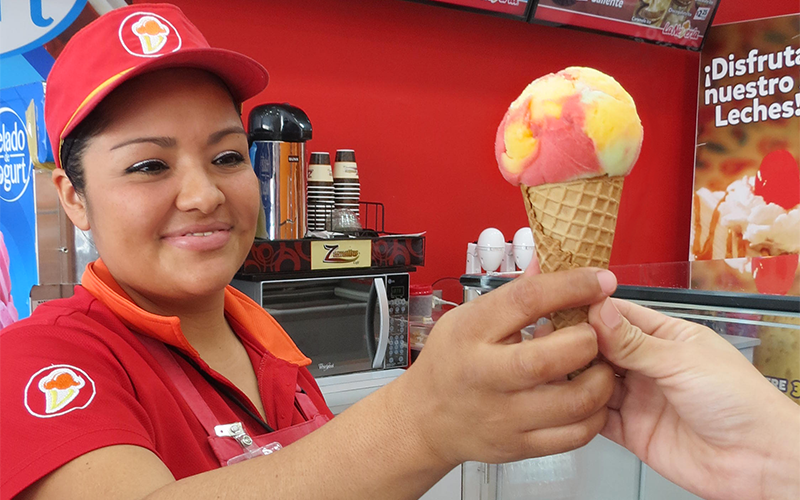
[{"left": 60, "top": 103, "right": 111, "bottom": 196}]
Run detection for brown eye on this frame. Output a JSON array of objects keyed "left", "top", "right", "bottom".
[
  {"left": 212, "top": 151, "right": 245, "bottom": 167},
  {"left": 125, "top": 159, "right": 168, "bottom": 174}
]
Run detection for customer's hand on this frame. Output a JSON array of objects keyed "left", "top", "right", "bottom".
[
  {"left": 401, "top": 268, "right": 618, "bottom": 467},
  {"left": 588, "top": 298, "right": 800, "bottom": 500}
]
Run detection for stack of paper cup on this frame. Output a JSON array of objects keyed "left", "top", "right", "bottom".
[
  {"left": 307, "top": 152, "right": 334, "bottom": 232},
  {"left": 333, "top": 149, "right": 360, "bottom": 220}
]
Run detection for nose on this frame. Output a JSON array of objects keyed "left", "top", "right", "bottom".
[{"left": 174, "top": 164, "right": 225, "bottom": 214}]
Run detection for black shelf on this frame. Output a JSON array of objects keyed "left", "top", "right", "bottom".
[
  {"left": 460, "top": 275, "right": 800, "bottom": 313},
  {"left": 613, "top": 285, "right": 800, "bottom": 313},
  {"left": 237, "top": 266, "right": 417, "bottom": 282}
]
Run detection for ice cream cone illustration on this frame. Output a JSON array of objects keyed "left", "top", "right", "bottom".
[
  {"left": 132, "top": 16, "right": 170, "bottom": 55},
  {"left": 496, "top": 67, "right": 643, "bottom": 332},
  {"left": 38, "top": 368, "right": 85, "bottom": 414}
]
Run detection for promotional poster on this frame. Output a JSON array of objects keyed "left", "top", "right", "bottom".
[
  {"left": 0, "top": 83, "right": 44, "bottom": 323},
  {"left": 1, "top": 1, "right": 130, "bottom": 323},
  {"left": 687, "top": 14, "right": 800, "bottom": 405},
  {"left": 691, "top": 14, "right": 799, "bottom": 266}
]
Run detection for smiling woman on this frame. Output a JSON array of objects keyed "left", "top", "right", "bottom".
[
  {"left": 2, "top": 3, "right": 796, "bottom": 500},
  {"left": 53, "top": 69, "right": 260, "bottom": 306},
  {"left": 0, "top": 7, "right": 620, "bottom": 499}
]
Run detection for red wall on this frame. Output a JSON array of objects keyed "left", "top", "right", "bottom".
[
  {"left": 136, "top": 0, "right": 794, "bottom": 298},
  {"left": 713, "top": 1, "right": 799, "bottom": 25}
]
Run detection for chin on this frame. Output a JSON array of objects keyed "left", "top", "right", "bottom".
[
  {"left": 180, "top": 264, "right": 240, "bottom": 295},
  {"left": 152, "top": 253, "right": 237, "bottom": 294}
]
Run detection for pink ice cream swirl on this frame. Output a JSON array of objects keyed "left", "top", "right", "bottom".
[{"left": 496, "top": 66, "right": 643, "bottom": 187}]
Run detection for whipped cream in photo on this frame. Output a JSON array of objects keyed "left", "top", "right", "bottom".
[{"left": 715, "top": 176, "right": 800, "bottom": 254}]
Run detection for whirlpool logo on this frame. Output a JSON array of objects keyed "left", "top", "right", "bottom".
[
  {"left": 323, "top": 244, "right": 360, "bottom": 264},
  {"left": 0, "top": 107, "right": 32, "bottom": 203}
]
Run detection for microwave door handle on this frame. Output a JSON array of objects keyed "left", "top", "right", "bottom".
[
  {"left": 372, "top": 278, "right": 390, "bottom": 369},
  {"left": 365, "top": 281, "right": 378, "bottom": 360}
]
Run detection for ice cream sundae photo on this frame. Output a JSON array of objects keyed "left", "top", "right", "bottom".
[{"left": 692, "top": 149, "right": 800, "bottom": 260}]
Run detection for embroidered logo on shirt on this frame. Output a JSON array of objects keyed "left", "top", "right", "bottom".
[
  {"left": 118, "top": 12, "right": 182, "bottom": 58},
  {"left": 24, "top": 365, "right": 96, "bottom": 418}
]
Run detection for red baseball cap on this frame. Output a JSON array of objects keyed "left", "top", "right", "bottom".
[{"left": 45, "top": 3, "right": 269, "bottom": 168}]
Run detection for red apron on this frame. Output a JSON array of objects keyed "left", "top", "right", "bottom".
[{"left": 140, "top": 335, "right": 329, "bottom": 467}]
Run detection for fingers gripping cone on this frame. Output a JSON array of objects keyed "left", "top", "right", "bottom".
[{"left": 521, "top": 175, "right": 624, "bottom": 329}]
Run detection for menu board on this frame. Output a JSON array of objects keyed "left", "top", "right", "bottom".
[
  {"left": 532, "top": 0, "right": 720, "bottom": 50},
  {"left": 420, "top": 0, "right": 531, "bottom": 19}
]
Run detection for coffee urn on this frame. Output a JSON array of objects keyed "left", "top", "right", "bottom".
[{"left": 248, "top": 104, "right": 312, "bottom": 240}]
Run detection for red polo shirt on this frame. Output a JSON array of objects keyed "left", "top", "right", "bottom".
[{"left": 0, "top": 260, "right": 333, "bottom": 500}]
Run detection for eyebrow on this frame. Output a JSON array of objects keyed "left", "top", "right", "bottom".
[
  {"left": 109, "top": 126, "right": 247, "bottom": 152},
  {"left": 207, "top": 126, "right": 247, "bottom": 146},
  {"left": 110, "top": 136, "right": 176, "bottom": 151}
]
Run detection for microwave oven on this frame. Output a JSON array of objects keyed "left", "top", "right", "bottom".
[{"left": 232, "top": 272, "right": 410, "bottom": 378}]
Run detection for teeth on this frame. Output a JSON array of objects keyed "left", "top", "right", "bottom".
[{"left": 187, "top": 231, "right": 215, "bottom": 237}]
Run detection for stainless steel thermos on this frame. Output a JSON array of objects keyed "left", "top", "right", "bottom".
[{"left": 248, "top": 104, "right": 312, "bottom": 240}]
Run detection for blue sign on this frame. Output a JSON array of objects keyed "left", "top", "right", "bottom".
[
  {"left": 0, "top": 0, "right": 88, "bottom": 59},
  {"left": 1, "top": 2, "right": 123, "bottom": 326},
  {"left": 0, "top": 108, "right": 33, "bottom": 202},
  {"left": 0, "top": 82, "right": 42, "bottom": 320}
]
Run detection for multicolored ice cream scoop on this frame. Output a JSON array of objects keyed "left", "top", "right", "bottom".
[{"left": 495, "top": 66, "right": 644, "bottom": 187}]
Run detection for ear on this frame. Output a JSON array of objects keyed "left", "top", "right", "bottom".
[{"left": 52, "top": 168, "right": 90, "bottom": 231}]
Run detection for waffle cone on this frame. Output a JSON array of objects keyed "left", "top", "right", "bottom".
[{"left": 521, "top": 175, "right": 624, "bottom": 330}]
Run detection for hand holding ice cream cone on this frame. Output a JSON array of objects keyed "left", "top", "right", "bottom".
[{"left": 587, "top": 298, "right": 800, "bottom": 500}]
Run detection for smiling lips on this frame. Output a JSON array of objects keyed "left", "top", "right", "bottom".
[{"left": 162, "top": 223, "right": 233, "bottom": 251}]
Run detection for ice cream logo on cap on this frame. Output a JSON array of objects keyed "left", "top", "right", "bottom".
[
  {"left": 25, "top": 365, "right": 96, "bottom": 418},
  {"left": 119, "top": 12, "right": 181, "bottom": 58}
]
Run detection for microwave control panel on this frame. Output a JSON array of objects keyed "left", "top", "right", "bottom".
[{"left": 385, "top": 274, "right": 410, "bottom": 368}]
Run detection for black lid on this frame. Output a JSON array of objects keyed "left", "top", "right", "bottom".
[
  {"left": 248, "top": 103, "right": 312, "bottom": 142},
  {"left": 335, "top": 149, "right": 356, "bottom": 162},
  {"left": 310, "top": 152, "right": 330, "bottom": 165}
]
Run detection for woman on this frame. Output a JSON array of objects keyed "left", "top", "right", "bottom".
[
  {"left": 1, "top": 4, "right": 796, "bottom": 500},
  {"left": 0, "top": 5, "right": 618, "bottom": 499}
]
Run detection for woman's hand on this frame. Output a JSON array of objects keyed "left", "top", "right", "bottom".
[
  {"left": 588, "top": 298, "right": 800, "bottom": 500},
  {"left": 399, "top": 268, "right": 618, "bottom": 467}
]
